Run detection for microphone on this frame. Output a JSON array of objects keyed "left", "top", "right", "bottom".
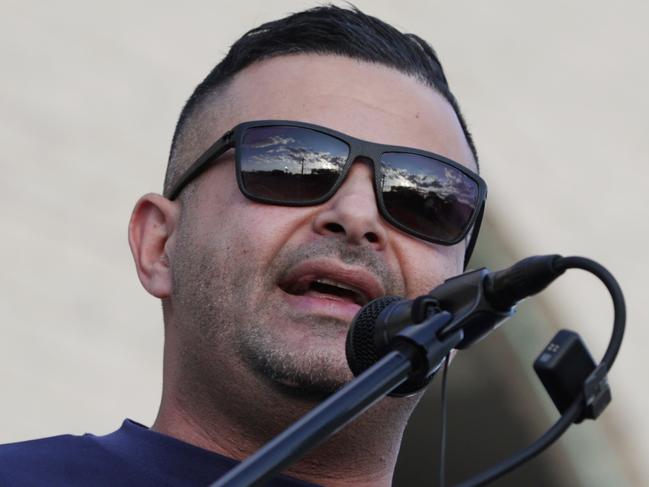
[{"left": 346, "top": 255, "right": 565, "bottom": 382}]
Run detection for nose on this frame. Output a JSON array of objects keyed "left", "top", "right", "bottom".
[{"left": 312, "top": 160, "right": 388, "bottom": 250}]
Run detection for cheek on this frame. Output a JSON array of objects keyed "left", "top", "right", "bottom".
[
  {"left": 190, "top": 179, "right": 317, "bottom": 267},
  {"left": 398, "top": 240, "right": 464, "bottom": 297},
  {"left": 237, "top": 203, "right": 319, "bottom": 253}
]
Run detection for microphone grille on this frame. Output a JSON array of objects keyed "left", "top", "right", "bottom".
[{"left": 346, "top": 296, "right": 402, "bottom": 376}]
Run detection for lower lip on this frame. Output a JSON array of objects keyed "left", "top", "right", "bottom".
[{"left": 280, "top": 291, "right": 362, "bottom": 323}]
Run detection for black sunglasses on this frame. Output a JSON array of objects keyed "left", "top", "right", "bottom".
[{"left": 167, "top": 120, "right": 487, "bottom": 251}]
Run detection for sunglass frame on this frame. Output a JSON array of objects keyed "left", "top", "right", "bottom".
[{"left": 167, "top": 119, "right": 487, "bottom": 249}]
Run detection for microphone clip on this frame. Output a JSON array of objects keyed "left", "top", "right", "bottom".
[
  {"left": 388, "top": 311, "right": 463, "bottom": 396},
  {"left": 431, "top": 268, "right": 515, "bottom": 349}
]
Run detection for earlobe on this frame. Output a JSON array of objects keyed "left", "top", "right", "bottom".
[{"left": 128, "top": 193, "right": 179, "bottom": 299}]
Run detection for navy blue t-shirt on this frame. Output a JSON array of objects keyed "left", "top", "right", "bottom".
[{"left": 0, "top": 419, "right": 320, "bottom": 486}]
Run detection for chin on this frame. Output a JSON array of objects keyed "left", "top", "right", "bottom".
[{"left": 240, "top": 337, "right": 352, "bottom": 400}]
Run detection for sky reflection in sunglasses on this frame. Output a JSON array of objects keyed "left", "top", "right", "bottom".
[{"left": 238, "top": 125, "right": 481, "bottom": 243}]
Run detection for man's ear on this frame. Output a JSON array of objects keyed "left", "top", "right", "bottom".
[{"left": 128, "top": 193, "right": 180, "bottom": 299}]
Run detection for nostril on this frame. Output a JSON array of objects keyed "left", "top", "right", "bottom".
[
  {"left": 365, "top": 232, "right": 379, "bottom": 244},
  {"left": 325, "top": 222, "right": 345, "bottom": 234},
  {"left": 323, "top": 223, "right": 381, "bottom": 244}
]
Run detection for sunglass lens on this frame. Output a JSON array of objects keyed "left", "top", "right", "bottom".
[
  {"left": 239, "top": 126, "right": 350, "bottom": 202},
  {"left": 380, "top": 153, "right": 479, "bottom": 243}
]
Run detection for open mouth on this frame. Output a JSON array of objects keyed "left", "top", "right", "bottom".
[{"left": 281, "top": 276, "right": 370, "bottom": 306}]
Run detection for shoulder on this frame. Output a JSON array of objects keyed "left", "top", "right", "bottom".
[
  {"left": 0, "top": 431, "right": 126, "bottom": 486},
  {"left": 0, "top": 422, "right": 322, "bottom": 487}
]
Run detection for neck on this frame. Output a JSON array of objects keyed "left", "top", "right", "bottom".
[
  {"left": 152, "top": 322, "right": 421, "bottom": 486},
  {"left": 153, "top": 375, "right": 418, "bottom": 487}
]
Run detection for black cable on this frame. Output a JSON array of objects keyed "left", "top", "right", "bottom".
[
  {"left": 454, "top": 397, "right": 582, "bottom": 487},
  {"left": 453, "top": 256, "right": 626, "bottom": 487},
  {"left": 554, "top": 256, "right": 626, "bottom": 368},
  {"left": 439, "top": 353, "right": 451, "bottom": 487}
]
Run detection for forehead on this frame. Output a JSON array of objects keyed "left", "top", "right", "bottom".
[{"left": 209, "top": 54, "right": 476, "bottom": 171}]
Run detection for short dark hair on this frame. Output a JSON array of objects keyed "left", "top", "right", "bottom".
[{"left": 164, "top": 4, "right": 478, "bottom": 195}]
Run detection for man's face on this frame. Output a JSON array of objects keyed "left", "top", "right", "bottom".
[{"left": 168, "top": 55, "right": 477, "bottom": 403}]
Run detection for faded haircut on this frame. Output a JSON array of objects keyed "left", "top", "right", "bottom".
[{"left": 163, "top": 4, "right": 478, "bottom": 196}]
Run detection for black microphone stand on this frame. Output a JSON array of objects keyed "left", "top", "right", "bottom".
[{"left": 209, "top": 311, "right": 463, "bottom": 487}]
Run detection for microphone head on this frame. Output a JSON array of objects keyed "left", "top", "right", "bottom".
[{"left": 346, "top": 295, "right": 402, "bottom": 376}]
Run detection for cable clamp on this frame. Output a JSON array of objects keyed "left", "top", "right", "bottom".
[{"left": 583, "top": 364, "right": 611, "bottom": 420}]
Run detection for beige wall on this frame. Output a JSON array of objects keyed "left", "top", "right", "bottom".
[{"left": 1, "top": 1, "right": 647, "bottom": 485}]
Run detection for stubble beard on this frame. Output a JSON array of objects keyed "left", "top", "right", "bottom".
[
  {"left": 171, "top": 231, "right": 402, "bottom": 404},
  {"left": 237, "top": 314, "right": 352, "bottom": 399}
]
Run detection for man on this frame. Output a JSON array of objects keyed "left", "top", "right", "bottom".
[{"left": 0, "top": 5, "right": 484, "bottom": 486}]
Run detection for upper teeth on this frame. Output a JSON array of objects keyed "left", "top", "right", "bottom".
[{"left": 313, "top": 278, "right": 357, "bottom": 293}]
